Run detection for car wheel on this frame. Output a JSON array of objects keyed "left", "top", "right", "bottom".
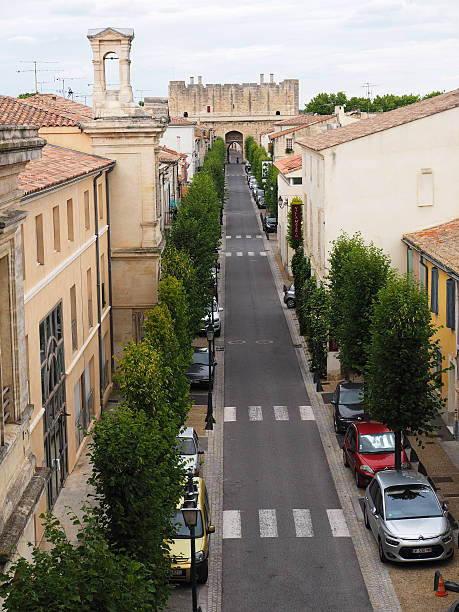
[
  {"left": 286, "top": 298, "right": 295, "bottom": 309},
  {"left": 355, "top": 469, "right": 363, "bottom": 489},
  {"left": 363, "top": 506, "right": 370, "bottom": 530},
  {"left": 343, "top": 449, "right": 349, "bottom": 467},
  {"left": 378, "top": 539, "right": 388, "bottom": 564},
  {"left": 197, "top": 559, "right": 208, "bottom": 584}
]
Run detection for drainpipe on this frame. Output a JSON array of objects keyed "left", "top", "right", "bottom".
[
  {"left": 105, "top": 166, "right": 115, "bottom": 383},
  {"left": 93, "top": 170, "right": 104, "bottom": 411}
]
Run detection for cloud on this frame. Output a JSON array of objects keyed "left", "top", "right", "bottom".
[{"left": 8, "top": 35, "right": 38, "bottom": 43}]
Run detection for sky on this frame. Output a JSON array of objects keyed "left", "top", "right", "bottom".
[{"left": 1, "top": 0, "right": 458, "bottom": 107}]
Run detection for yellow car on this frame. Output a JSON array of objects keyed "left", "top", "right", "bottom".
[{"left": 169, "top": 477, "right": 215, "bottom": 583}]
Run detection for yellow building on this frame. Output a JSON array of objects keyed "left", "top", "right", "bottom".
[
  {"left": 18, "top": 144, "right": 114, "bottom": 514},
  {"left": 403, "top": 219, "right": 458, "bottom": 431}
]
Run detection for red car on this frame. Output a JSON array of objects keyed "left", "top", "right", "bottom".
[{"left": 343, "top": 421, "right": 410, "bottom": 488}]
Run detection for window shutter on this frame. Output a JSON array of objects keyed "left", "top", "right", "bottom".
[
  {"left": 431, "top": 268, "right": 438, "bottom": 314},
  {"left": 446, "top": 279, "right": 455, "bottom": 330}
]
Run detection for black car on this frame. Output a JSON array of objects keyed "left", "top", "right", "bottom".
[
  {"left": 332, "top": 381, "right": 365, "bottom": 433},
  {"left": 186, "top": 348, "right": 215, "bottom": 388},
  {"left": 263, "top": 216, "right": 277, "bottom": 233}
]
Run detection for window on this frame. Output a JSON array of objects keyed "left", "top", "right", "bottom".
[
  {"left": 417, "top": 169, "right": 434, "bottom": 206},
  {"left": 52, "top": 205, "right": 60, "bottom": 252},
  {"left": 87, "top": 268, "right": 93, "bottom": 328},
  {"left": 430, "top": 267, "right": 439, "bottom": 314},
  {"left": 70, "top": 285, "right": 77, "bottom": 351},
  {"left": 206, "top": 105, "right": 211, "bottom": 113},
  {"left": 183, "top": 112, "right": 188, "bottom": 117},
  {"left": 67, "top": 199, "right": 74, "bottom": 241},
  {"left": 420, "top": 260, "right": 428, "bottom": 292},
  {"left": 290, "top": 177, "right": 302, "bottom": 185},
  {"left": 407, "top": 248, "right": 413, "bottom": 276},
  {"left": 275, "top": 111, "right": 280, "bottom": 115},
  {"left": 286, "top": 138, "right": 293, "bottom": 150},
  {"left": 84, "top": 190, "right": 90, "bottom": 230},
  {"left": 35, "top": 214, "right": 44, "bottom": 265},
  {"left": 98, "top": 183, "right": 103, "bottom": 220},
  {"left": 446, "top": 278, "right": 456, "bottom": 330}
]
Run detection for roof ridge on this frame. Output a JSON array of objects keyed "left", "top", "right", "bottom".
[{"left": 0, "top": 95, "right": 83, "bottom": 126}]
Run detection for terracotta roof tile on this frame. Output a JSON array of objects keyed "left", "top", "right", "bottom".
[
  {"left": 159, "top": 145, "right": 187, "bottom": 162},
  {"left": 274, "top": 114, "right": 333, "bottom": 127},
  {"left": 169, "top": 117, "right": 196, "bottom": 126},
  {"left": 0, "top": 95, "right": 90, "bottom": 127},
  {"left": 18, "top": 144, "right": 114, "bottom": 196},
  {"left": 273, "top": 154, "right": 302, "bottom": 174},
  {"left": 403, "top": 219, "right": 459, "bottom": 275},
  {"left": 19, "top": 94, "right": 92, "bottom": 122},
  {"left": 298, "top": 89, "right": 459, "bottom": 151},
  {"left": 260, "top": 127, "right": 275, "bottom": 136},
  {"left": 269, "top": 118, "right": 333, "bottom": 140}
]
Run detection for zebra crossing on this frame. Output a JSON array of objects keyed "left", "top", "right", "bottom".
[
  {"left": 226, "top": 235, "right": 262, "bottom": 239},
  {"left": 223, "top": 508, "right": 350, "bottom": 539},
  {"left": 224, "top": 251, "right": 267, "bottom": 257},
  {"left": 224, "top": 405, "right": 315, "bottom": 422}
]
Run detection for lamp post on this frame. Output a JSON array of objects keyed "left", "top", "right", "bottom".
[
  {"left": 181, "top": 477, "right": 201, "bottom": 612},
  {"left": 205, "top": 323, "right": 215, "bottom": 430}
]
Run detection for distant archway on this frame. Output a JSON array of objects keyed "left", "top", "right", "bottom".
[{"left": 225, "top": 130, "right": 243, "bottom": 163}]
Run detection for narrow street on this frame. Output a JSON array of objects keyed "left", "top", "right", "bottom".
[{"left": 221, "top": 161, "right": 372, "bottom": 610}]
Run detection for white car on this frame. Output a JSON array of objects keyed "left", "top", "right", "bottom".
[
  {"left": 200, "top": 298, "right": 223, "bottom": 336},
  {"left": 176, "top": 427, "right": 203, "bottom": 476}
]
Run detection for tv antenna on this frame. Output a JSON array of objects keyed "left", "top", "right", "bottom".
[
  {"left": 361, "top": 81, "right": 378, "bottom": 114},
  {"left": 56, "top": 76, "right": 84, "bottom": 98},
  {"left": 17, "top": 60, "right": 59, "bottom": 93}
]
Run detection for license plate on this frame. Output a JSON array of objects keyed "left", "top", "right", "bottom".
[
  {"left": 174, "top": 569, "right": 185, "bottom": 576},
  {"left": 412, "top": 547, "right": 432, "bottom": 553}
]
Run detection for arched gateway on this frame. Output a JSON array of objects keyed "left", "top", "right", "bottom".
[{"left": 225, "top": 130, "right": 243, "bottom": 162}]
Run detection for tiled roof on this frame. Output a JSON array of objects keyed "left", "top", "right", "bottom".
[
  {"left": 0, "top": 95, "right": 90, "bottom": 127},
  {"left": 159, "top": 146, "right": 187, "bottom": 162},
  {"left": 403, "top": 219, "right": 459, "bottom": 275},
  {"left": 169, "top": 117, "right": 196, "bottom": 126},
  {"left": 19, "top": 94, "right": 92, "bottom": 122},
  {"left": 18, "top": 144, "right": 114, "bottom": 196},
  {"left": 274, "top": 114, "right": 333, "bottom": 127},
  {"left": 298, "top": 88, "right": 459, "bottom": 151},
  {"left": 269, "top": 119, "right": 332, "bottom": 140},
  {"left": 274, "top": 154, "right": 302, "bottom": 174},
  {"left": 260, "top": 127, "right": 275, "bottom": 136}
]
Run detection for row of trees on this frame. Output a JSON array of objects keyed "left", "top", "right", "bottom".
[
  {"left": 0, "top": 138, "right": 226, "bottom": 610},
  {"left": 290, "top": 215, "right": 445, "bottom": 468},
  {"left": 304, "top": 91, "right": 443, "bottom": 115},
  {"left": 244, "top": 136, "right": 279, "bottom": 217}
]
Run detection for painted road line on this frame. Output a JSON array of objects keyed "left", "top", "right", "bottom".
[
  {"left": 327, "top": 509, "right": 350, "bottom": 537},
  {"left": 237, "top": 251, "right": 243, "bottom": 257},
  {"left": 225, "top": 252, "right": 232, "bottom": 257},
  {"left": 226, "top": 235, "right": 231, "bottom": 239},
  {"left": 236, "top": 234, "right": 242, "bottom": 239},
  {"left": 224, "top": 406, "right": 237, "bottom": 422},
  {"left": 248, "top": 251, "right": 255, "bottom": 257},
  {"left": 299, "top": 405, "right": 315, "bottom": 420},
  {"left": 223, "top": 510, "right": 242, "bottom": 539},
  {"left": 260, "top": 251, "right": 267, "bottom": 256},
  {"left": 293, "top": 509, "right": 314, "bottom": 537},
  {"left": 248, "top": 406, "right": 263, "bottom": 421},
  {"left": 273, "top": 405, "right": 289, "bottom": 421},
  {"left": 259, "top": 509, "right": 278, "bottom": 538},
  {"left": 246, "top": 234, "right": 252, "bottom": 238},
  {"left": 256, "top": 234, "right": 262, "bottom": 239}
]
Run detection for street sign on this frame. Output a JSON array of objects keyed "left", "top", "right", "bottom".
[{"left": 291, "top": 203, "right": 302, "bottom": 240}]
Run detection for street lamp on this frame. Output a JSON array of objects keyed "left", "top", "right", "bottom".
[
  {"left": 181, "top": 478, "right": 202, "bottom": 612},
  {"left": 205, "top": 323, "right": 215, "bottom": 431}
]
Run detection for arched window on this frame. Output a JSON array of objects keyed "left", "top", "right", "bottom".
[
  {"left": 275, "top": 110, "right": 280, "bottom": 115},
  {"left": 104, "top": 52, "right": 120, "bottom": 90},
  {"left": 184, "top": 111, "right": 188, "bottom": 117}
]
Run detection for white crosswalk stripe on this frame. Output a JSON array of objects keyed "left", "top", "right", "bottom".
[
  {"left": 259, "top": 509, "right": 278, "bottom": 538},
  {"left": 293, "top": 509, "right": 314, "bottom": 537},
  {"left": 236, "top": 234, "right": 241, "bottom": 239},
  {"left": 226, "top": 235, "right": 231, "bottom": 239},
  {"left": 246, "top": 234, "right": 252, "bottom": 238},
  {"left": 225, "top": 252, "right": 232, "bottom": 257},
  {"left": 248, "top": 406, "right": 263, "bottom": 421},
  {"left": 224, "top": 406, "right": 237, "bottom": 421},
  {"left": 273, "top": 405, "right": 289, "bottom": 421},
  {"left": 256, "top": 234, "right": 262, "bottom": 239},
  {"left": 248, "top": 251, "right": 255, "bottom": 257},
  {"left": 260, "top": 251, "right": 267, "bottom": 256},
  {"left": 223, "top": 510, "right": 242, "bottom": 539},
  {"left": 327, "top": 509, "right": 350, "bottom": 537},
  {"left": 236, "top": 251, "right": 243, "bottom": 257},
  {"left": 299, "top": 405, "right": 315, "bottom": 420}
]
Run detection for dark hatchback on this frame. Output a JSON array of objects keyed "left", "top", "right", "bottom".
[
  {"left": 263, "top": 216, "right": 278, "bottom": 233},
  {"left": 332, "top": 381, "right": 365, "bottom": 433},
  {"left": 186, "top": 348, "right": 215, "bottom": 388}
]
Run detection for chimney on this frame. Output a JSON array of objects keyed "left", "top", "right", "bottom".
[
  {"left": 260, "top": 73, "right": 264, "bottom": 84},
  {"left": 190, "top": 76, "right": 194, "bottom": 85},
  {"left": 269, "top": 73, "right": 274, "bottom": 83},
  {"left": 198, "top": 76, "right": 202, "bottom": 85}
]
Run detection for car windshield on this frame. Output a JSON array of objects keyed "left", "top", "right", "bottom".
[
  {"left": 193, "top": 352, "right": 209, "bottom": 365},
  {"left": 339, "top": 387, "right": 363, "bottom": 404},
  {"left": 266, "top": 218, "right": 277, "bottom": 223},
  {"left": 173, "top": 510, "right": 204, "bottom": 538},
  {"left": 384, "top": 484, "right": 442, "bottom": 520},
  {"left": 358, "top": 432, "right": 394, "bottom": 453},
  {"left": 176, "top": 438, "right": 196, "bottom": 455}
]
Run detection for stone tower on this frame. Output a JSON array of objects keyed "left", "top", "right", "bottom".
[{"left": 87, "top": 27, "right": 146, "bottom": 119}]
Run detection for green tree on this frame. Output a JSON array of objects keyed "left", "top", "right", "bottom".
[
  {"left": 17, "top": 92, "right": 36, "bottom": 99},
  {"left": 365, "top": 274, "right": 445, "bottom": 469},
  {"left": 305, "top": 91, "right": 443, "bottom": 115},
  {"left": 307, "top": 283, "right": 329, "bottom": 379},
  {"left": 287, "top": 197, "right": 303, "bottom": 250},
  {"left": 304, "top": 92, "right": 347, "bottom": 114},
  {"left": 0, "top": 510, "right": 166, "bottom": 611},
  {"left": 327, "top": 232, "right": 392, "bottom": 375},
  {"left": 291, "top": 245, "right": 311, "bottom": 335},
  {"left": 158, "top": 275, "right": 192, "bottom": 358}
]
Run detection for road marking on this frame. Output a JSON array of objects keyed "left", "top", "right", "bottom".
[
  {"left": 273, "top": 405, "right": 289, "bottom": 421},
  {"left": 248, "top": 251, "right": 255, "bottom": 257},
  {"left": 225, "top": 252, "right": 232, "bottom": 257},
  {"left": 299, "top": 405, "right": 315, "bottom": 420},
  {"left": 256, "top": 234, "right": 262, "bottom": 239},
  {"left": 226, "top": 235, "right": 231, "bottom": 239},
  {"left": 260, "top": 251, "right": 267, "bottom": 256},
  {"left": 223, "top": 510, "right": 242, "bottom": 538},
  {"left": 293, "top": 509, "right": 314, "bottom": 537},
  {"left": 248, "top": 406, "right": 263, "bottom": 421},
  {"left": 236, "top": 234, "right": 241, "bottom": 239},
  {"left": 246, "top": 234, "right": 252, "bottom": 238},
  {"left": 327, "top": 509, "right": 350, "bottom": 537},
  {"left": 259, "top": 509, "right": 278, "bottom": 538},
  {"left": 224, "top": 406, "right": 237, "bottom": 421},
  {"left": 236, "top": 251, "right": 243, "bottom": 257}
]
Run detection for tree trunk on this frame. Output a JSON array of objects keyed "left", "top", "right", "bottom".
[{"left": 394, "top": 430, "right": 402, "bottom": 471}]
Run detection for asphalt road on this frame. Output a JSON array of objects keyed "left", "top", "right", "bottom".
[{"left": 222, "top": 162, "right": 372, "bottom": 611}]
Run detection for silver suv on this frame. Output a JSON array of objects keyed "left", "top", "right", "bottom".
[
  {"left": 283, "top": 284, "right": 295, "bottom": 308},
  {"left": 176, "top": 427, "right": 203, "bottom": 476}
]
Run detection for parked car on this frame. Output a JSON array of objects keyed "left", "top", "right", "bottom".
[
  {"left": 186, "top": 347, "right": 216, "bottom": 388},
  {"left": 200, "top": 298, "right": 222, "bottom": 336},
  {"left": 169, "top": 477, "right": 215, "bottom": 583},
  {"left": 332, "top": 381, "right": 365, "bottom": 433},
  {"left": 256, "top": 194, "right": 266, "bottom": 209},
  {"left": 343, "top": 421, "right": 410, "bottom": 488},
  {"left": 363, "top": 470, "right": 454, "bottom": 563},
  {"left": 250, "top": 180, "right": 258, "bottom": 193},
  {"left": 176, "top": 426, "right": 203, "bottom": 476},
  {"left": 254, "top": 188, "right": 265, "bottom": 205},
  {"left": 245, "top": 161, "right": 251, "bottom": 174},
  {"left": 263, "top": 216, "right": 278, "bottom": 233},
  {"left": 283, "top": 283, "right": 295, "bottom": 308},
  {"left": 247, "top": 173, "right": 255, "bottom": 184}
]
